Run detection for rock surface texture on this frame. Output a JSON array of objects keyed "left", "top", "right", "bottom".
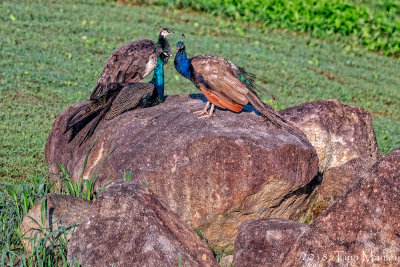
[
  {"left": 283, "top": 147, "right": 400, "bottom": 267},
  {"left": 319, "top": 157, "right": 371, "bottom": 201},
  {"left": 67, "top": 181, "right": 218, "bottom": 267},
  {"left": 20, "top": 194, "right": 91, "bottom": 253},
  {"left": 46, "top": 94, "right": 319, "bottom": 248},
  {"left": 233, "top": 218, "right": 309, "bottom": 267},
  {"left": 280, "top": 99, "right": 381, "bottom": 171}
]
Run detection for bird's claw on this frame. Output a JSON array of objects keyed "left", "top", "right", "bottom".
[
  {"left": 193, "top": 110, "right": 207, "bottom": 115},
  {"left": 197, "top": 114, "right": 214, "bottom": 119}
]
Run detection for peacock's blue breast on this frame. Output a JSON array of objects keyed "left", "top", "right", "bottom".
[{"left": 174, "top": 52, "right": 192, "bottom": 80}]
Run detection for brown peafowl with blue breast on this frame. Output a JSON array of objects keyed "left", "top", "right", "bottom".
[{"left": 174, "top": 34, "right": 306, "bottom": 140}]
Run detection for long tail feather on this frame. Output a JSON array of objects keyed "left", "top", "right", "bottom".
[
  {"left": 66, "top": 83, "right": 124, "bottom": 144},
  {"left": 235, "top": 66, "right": 277, "bottom": 101},
  {"left": 65, "top": 104, "right": 90, "bottom": 134},
  {"left": 67, "top": 107, "right": 103, "bottom": 143},
  {"left": 246, "top": 90, "right": 307, "bottom": 141},
  {"left": 78, "top": 106, "right": 109, "bottom": 146},
  {"left": 255, "top": 84, "right": 277, "bottom": 101}
]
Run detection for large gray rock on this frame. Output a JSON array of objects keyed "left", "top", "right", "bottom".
[
  {"left": 20, "top": 194, "right": 91, "bottom": 253},
  {"left": 233, "top": 218, "right": 309, "bottom": 267},
  {"left": 280, "top": 99, "right": 381, "bottom": 171},
  {"left": 46, "top": 94, "right": 319, "bottom": 248},
  {"left": 283, "top": 147, "right": 400, "bottom": 266},
  {"left": 67, "top": 181, "right": 218, "bottom": 267}
]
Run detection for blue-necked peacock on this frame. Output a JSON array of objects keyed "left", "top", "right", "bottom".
[
  {"left": 65, "top": 50, "right": 169, "bottom": 146},
  {"left": 174, "top": 35, "right": 305, "bottom": 139},
  {"left": 90, "top": 26, "right": 174, "bottom": 101}
]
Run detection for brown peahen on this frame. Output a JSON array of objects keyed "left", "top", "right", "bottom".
[
  {"left": 65, "top": 50, "right": 170, "bottom": 146},
  {"left": 90, "top": 26, "right": 174, "bottom": 101}
]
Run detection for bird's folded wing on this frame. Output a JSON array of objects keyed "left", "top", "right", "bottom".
[
  {"left": 104, "top": 83, "right": 154, "bottom": 120},
  {"left": 91, "top": 40, "right": 157, "bottom": 99},
  {"left": 190, "top": 56, "right": 249, "bottom": 105}
]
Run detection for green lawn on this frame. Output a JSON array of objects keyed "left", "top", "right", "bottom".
[{"left": 1, "top": 0, "right": 399, "bottom": 182}]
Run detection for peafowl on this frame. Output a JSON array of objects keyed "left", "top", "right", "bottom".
[
  {"left": 65, "top": 50, "right": 170, "bottom": 146},
  {"left": 174, "top": 35, "right": 306, "bottom": 139},
  {"left": 90, "top": 25, "right": 174, "bottom": 101}
]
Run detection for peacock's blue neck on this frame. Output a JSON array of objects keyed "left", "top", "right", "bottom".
[
  {"left": 149, "top": 57, "right": 165, "bottom": 101},
  {"left": 174, "top": 50, "right": 191, "bottom": 80}
]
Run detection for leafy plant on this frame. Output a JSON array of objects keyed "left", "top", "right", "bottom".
[
  {"left": 54, "top": 139, "right": 116, "bottom": 202},
  {"left": 150, "top": 0, "right": 400, "bottom": 56},
  {"left": 211, "top": 245, "right": 233, "bottom": 265},
  {"left": 120, "top": 170, "right": 133, "bottom": 182},
  {"left": 0, "top": 175, "right": 51, "bottom": 255},
  {"left": 0, "top": 141, "right": 117, "bottom": 265}
]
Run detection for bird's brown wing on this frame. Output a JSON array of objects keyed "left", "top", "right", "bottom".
[
  {"left": 190, "top": 56, "right": 306, "bottom": 138},
  {"left": 90, "top": 39, "right": 157, "bottom": 100},
  {"left": 189, "top": 56, "right": 250, "bottom": 105},
  {"left": 104, "top": 83, "right": 154, "bottom": 120}
]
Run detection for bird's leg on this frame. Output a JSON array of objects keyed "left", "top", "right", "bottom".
[
  {"left": 193, "top": 101, "right": 210, "bottom": 115},
  {"left": 198, "top": 103, "right": 215, "bottom": 119}
]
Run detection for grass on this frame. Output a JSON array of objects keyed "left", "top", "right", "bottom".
[
  {"left": 0, "top": 143, "right": 123, "bottom": 266},
  {"left": 0, "top": 0, "right": 399, "bottom": 184},
  {"left": 1, "top": 175, "right": 93, "bottom": 266},
  {"left": 0, "top": 175, "right": 76, "bottom": 266}
]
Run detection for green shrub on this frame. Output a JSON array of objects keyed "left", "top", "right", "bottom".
[{"left": 147, "top": 0, "right": 400, "bottom": 56}]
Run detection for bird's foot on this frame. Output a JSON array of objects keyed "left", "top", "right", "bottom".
[
  {"left": 197, "top": 103, "right": 215, "bottom": 119},
  {"left": 193, "top": 101, "right": 210, "bottom": 115},
  {"left": 197, "top": 113, "right": 214, "bottom": 119},
  {"left": 193, "top": 110, "right": 207, "bottom": 115}
]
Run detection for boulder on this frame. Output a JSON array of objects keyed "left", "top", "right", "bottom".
[
  {"left": 304, "top": 157, "right": 374, "bottom": 222},
  {"left": 283, "top": 147, "right": 400, "bottom": 266},
  {"left": 319, "top": 157, "right": 371, "bottom": 200},
  {"left": 280, "top": 99, "right": 381, "bottom": 171},
  {"left": 20, "top": 194, "right": 91, "bottom": 253},
  {"left": 46, "top": 94, "right": 319, "bottom": 248},
  {"left": 233, "top": 218, "right": 309, "bottom": 267},
  {"left": 67, "top": 181, "right": 218, "bottom": 267}
]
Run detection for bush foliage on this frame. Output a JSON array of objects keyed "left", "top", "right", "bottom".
[{"left": 149, "top": 0, "right": 400, "bottom": 56}]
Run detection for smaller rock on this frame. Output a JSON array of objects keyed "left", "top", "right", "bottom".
[
  {"left": 280, "top": 99, "right": 381, "bottom": 171},
  {"left": 20, "top": 194, "right": 91, "bottom": 253},
  {"left": 233, "top": 218, "right": 309, "bottom": 267},
  {"left": 67, "top": 181, "right": 218, "bottom": 267},
  {"left": 320, "top": 157, "right": 372, "bottom": 199},
  {"left": 283, "top": 147, "right": 400, "bottom": 266},
  {"left": 305, "top": 157, "right": 374, "bottom": 222}
]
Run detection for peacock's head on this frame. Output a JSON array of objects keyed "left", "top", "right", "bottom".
[
  {"left": 160, "top": 50, "right": 171, "bottom": 64},
  {"left": 155, "top": 23, "right": 174, "bottom": 37},
  {"left": 160, "top": 28, "right": 174, "bottom": 37},
  {"left": 176, "top": 41, "right": 185, "bottom": 50},
  {"left": 176, "top": 34, "right": 185, "bottom": 51}
]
